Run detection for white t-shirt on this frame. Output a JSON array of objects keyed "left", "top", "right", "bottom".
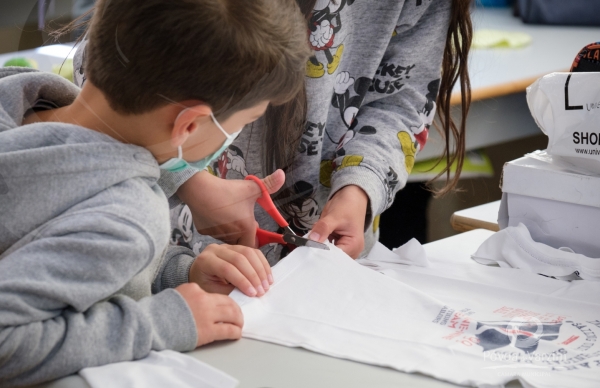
[{"left": 230, "top": 243, "right": 600, "bottom": 388}]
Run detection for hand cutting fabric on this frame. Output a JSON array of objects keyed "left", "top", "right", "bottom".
[
  {"left": 244, "top": 175, "right": 329, "bottom": 251},
  {"left": 309, "top": 185, "right": 369, "bottom": 259},
  {"left": 176, "top": 169, "right": 286, "bottom": 247}
]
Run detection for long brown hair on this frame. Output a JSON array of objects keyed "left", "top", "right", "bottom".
[
  {"left": 267, "top": 0, "right": 473, "bottom": 197},
  {"left": 433, "top": 0, "right": 472, "bottom": 196},
  {"left": 260, "top": 1, "right": 314, "bottom": 177}
]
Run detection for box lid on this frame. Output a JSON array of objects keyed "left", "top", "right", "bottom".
[{"left": 502, "top": 154, "right": 600, "bottom": 209}]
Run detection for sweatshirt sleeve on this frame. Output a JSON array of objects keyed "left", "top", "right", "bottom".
[
  {"left": 0, "top": 212, "right": 197, "bottom": 387},
  {"left": 157, "top": 168, "right": 199, "bottom": 199},
  {"left": 152, "top": 245, "right": 196, "bottom": 292},
  {"left": 329, "top": 1, "right": 451, "bottom": 225}
]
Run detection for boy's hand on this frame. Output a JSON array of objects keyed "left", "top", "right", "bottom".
[
  {"left": 176, "top": 170, "right": 285, "bottom": 248},
  {"left": 175, "top": 283, "right": 243, "bottom": 347},
  {"left": 308, "top": 185, "right": 369, "bottom": 259},
  {"left": 189, "top": 244, "right": 273, "bottom": 297}
]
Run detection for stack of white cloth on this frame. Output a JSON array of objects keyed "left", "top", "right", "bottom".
[
  {"left": 80, "top": 350, "right": 238, "bottom": 388},
  {"left": 473, "top": 223, "right": 600, "bottom": 281}
]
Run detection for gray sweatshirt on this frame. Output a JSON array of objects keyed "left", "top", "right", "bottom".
[
  {"left": 74, "top": 0, "right": 450, "bottom": 264},
  {"left": 0, "top": 68, "right": 197, "bottom": 387}
]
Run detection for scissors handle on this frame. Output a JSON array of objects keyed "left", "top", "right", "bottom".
[
  {"left": 256, "top": 229, "right": 286, "bottom": 247},
  {"left": 245, "top": 175, "right": 289, "bottom": 228}
]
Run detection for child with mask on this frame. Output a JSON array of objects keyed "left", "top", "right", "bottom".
[{"left": 0, "top": 0, "right": 309, "bottom": 386}]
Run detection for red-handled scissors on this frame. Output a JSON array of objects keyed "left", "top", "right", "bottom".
[{"left": 245, "top": 175, "right": 329, "bottom": 251}]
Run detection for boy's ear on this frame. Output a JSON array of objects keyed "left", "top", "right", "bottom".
[{"left": 171, "top": 104, "right": 212, "bottom": 147}]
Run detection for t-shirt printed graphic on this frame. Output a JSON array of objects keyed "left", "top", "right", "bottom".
[{"left": 434, "top": 305, "right": 600, "bottom": 371}]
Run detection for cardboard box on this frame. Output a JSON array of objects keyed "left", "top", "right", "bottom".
[{"left": 499, "top": 154, "right": 600, "bottom": 258}]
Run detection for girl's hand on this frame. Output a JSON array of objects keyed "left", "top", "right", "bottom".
[
  {"left": 189, "top": 244, "right": 273, "bottom": 297},
  {"left": 176, "top": 283, "right": 243, "bottom": 347},
  {"left": 177, "top": 170, "right": 285, "bottom": 248},
  {"left": 308, "top": 185, "right": 369, "bottom": 259}
]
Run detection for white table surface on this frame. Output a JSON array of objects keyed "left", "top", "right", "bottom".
[
  {"left": 33, "top": 230, "right": 505, "bottom": 388},
  {"left": 455, "top": 8, "right": 600, "bottom": 94}
]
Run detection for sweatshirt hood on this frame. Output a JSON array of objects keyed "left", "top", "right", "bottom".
[{"left": 0, "top": 68, "right": 160, "bottom": 252}]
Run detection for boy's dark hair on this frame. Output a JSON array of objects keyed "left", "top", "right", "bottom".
[{"left": 86, "top": 0, "right": 310, "bottom": 117}]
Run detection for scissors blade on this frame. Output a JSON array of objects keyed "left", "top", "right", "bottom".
[{"left": 282, "top": 233, "right": 330, "bottom": 250}]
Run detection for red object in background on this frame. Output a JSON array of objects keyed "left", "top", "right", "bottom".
[{"left": 571, "top": 42, "right": 600, "bottom": 72}]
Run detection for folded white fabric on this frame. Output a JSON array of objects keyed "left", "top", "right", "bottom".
[
  {"left": 357, "top": 239, "right": 429, "bottom": 271},
  {"left": 230, "top": 243, "right": 600, "bottom": 388},
  {"left": 472, "top": 223, "right": 600, "bottom": 281},
  {"left": 79, "top": 350, "right": 238, "bottom": 388},
  {"left": 392, "top": 238, "right": 430, "bottom": 267}
]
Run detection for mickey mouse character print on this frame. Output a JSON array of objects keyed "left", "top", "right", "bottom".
[
  {"left": 306, "top": 0, "right": 355, "bottom": 78},
  {"left": 169, "top": 203, "right": 204, "bottom": 255},
  {"left": 410, "top": 79, "right": 439, "bottom": 152},
  {"left": 331, "top": 71, "right": 374, "bottom": 149},
  {"left": 318, "top": 71, "right": 376, "bottom": 188}
]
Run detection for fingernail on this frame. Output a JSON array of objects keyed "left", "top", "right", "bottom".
[
  {"left": 262, "top": 279, "right": 270, "bottom": 291},
  {"left": 246, "top": 286, "right": 257, "bottom": 297},
  {"left": 309, "top": 232, "right": 321, "bottom": 241},
  {"left": 268, "top": 274, "right": 274, "bottom": 284},
  {"left": 256, "top": 285, "right": 265, "bottom": 296}
]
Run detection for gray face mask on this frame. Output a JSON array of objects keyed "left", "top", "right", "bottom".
[{"left": 159, "top": 111, "right": 241, "bottom": 173}]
